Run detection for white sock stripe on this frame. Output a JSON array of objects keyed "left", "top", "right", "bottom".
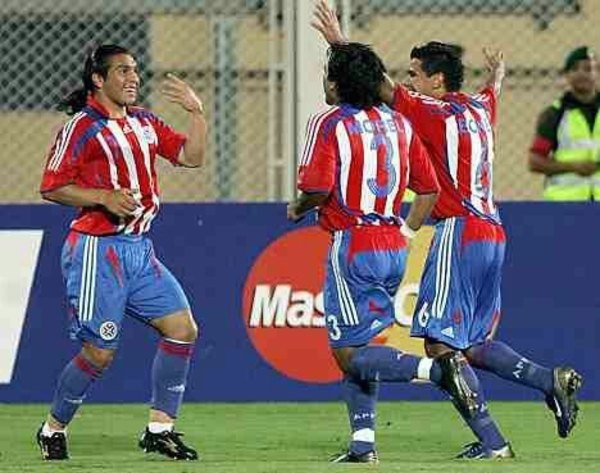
[
  {"left": 352, "top": 428, "right": 375, "bottom": 443},
  {"left": 163, "top": 338, "right": 194, "bottom": 345},
  {"left": 417, "top": 358, "right": 434, "bottom": 380}
]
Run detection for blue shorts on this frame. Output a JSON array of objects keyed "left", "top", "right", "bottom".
[
  {"left": 324, "top": 226, "right": 408, "bottom": 348},
  {"left": 61, "top": 231, "right": 190, "bottom": 349},
  {"left": 411, "top": 216, "right": 505, "bottom": 350}
]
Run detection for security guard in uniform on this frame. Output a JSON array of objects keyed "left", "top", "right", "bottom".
[{"left": 529, "top": 46, "right": 600, "bottom": 200}]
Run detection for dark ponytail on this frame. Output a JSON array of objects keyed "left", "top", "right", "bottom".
[{"left": 58, "top": 44, "right": 132, "bottom": 115}]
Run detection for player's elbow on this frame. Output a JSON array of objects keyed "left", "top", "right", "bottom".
[{"left": 41, "top": 189, "right": 60, "bottom": 203}]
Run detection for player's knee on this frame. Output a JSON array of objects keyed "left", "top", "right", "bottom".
[
  {"left": 166, "top": 319, "right": 198, "bottom": 343},
  {"left": 424, "top": 339, "right": 454, "bottom": 358},
  {"left": 81, "top": 344, "right": 116, "bottom": 369},
  {"left": 332, "top": 347, "right": 355, "bottom": 375}
]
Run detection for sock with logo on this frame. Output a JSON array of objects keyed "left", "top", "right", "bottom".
[
  {"left": 342, "top": 375, "right": 378, "bottom": 455},
  {"left": 151, "top": 338, "right": 194, "bottom": 418},
  {"left": 467, "top": 340, "right": 553, "bottom": 394},
  {"left": 50, "top": 354, "right": 103, "bottom": 425},
  {"left": 350, "top": 345, "right": 443, "bottom": 384},
  {"left": 456, "top": 361, "right": 507, "bottom": 450}
]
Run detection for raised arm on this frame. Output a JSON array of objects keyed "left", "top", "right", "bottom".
[
  {"left": 482, "top": 47, "right": 505, "bottom": 96},
  {"left": 160, "top": 73, "right": 207, "bottom": 168},
  {"left": 312, "top": 0, "right": 399, "bottom": 107},
  {"left": 311, "top": 0, "right": 348, "bottom": 45}
]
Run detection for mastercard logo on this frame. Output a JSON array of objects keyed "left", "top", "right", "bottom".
[{"left": 242, "top": 225, "right": 433, "bottom": 383}]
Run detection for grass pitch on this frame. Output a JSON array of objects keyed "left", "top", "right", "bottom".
[{"left": 0, "top": 402, "right": 598, "bottom": 472}]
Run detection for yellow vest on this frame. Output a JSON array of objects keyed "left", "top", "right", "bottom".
[{"left": 544, "top": 100, "right": 600, "bottom": 201}]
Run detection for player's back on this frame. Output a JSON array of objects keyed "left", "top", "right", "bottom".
[
  {"left": 299, "top": 104, "right": 437, "bottom": 231},
  {"left": 393, "top": 86, "right": 499, "bottom": 224}
]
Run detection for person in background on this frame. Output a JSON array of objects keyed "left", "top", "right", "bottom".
[{"left": 529, "top": 46, "right": 600, "bottom": 200}]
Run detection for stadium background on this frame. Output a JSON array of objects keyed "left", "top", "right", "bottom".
[{"left": 0, "top": 0, "right": 599, "bottom": 203}]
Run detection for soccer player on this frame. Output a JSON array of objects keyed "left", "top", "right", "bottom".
[
  {"left": 36, "top": 44, "right": 206, "bottom": 461},
  {"left": 288, "top": 41, "right": 478, "bottom": 464},
  {"left": 312, "top": 0, "right": 583, "bottom": 459}
]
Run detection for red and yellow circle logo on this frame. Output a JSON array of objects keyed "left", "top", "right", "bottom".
[
  {"left": 242, "top": 225, "right": 433, "bottom": 384},
  {"left": 242, "top": 226, "right": 340, "bottom": 383}
]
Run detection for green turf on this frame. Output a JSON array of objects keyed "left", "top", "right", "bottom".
[{"left": 0, "top": 402, "right": 597, "bottom": 472}]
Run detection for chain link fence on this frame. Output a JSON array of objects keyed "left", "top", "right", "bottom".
[{"left": 0, "top": 0, "right": 598, "bottom": 202}]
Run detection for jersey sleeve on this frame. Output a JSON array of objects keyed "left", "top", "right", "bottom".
[
  {"left": 297, "top": 111, "right": 338, "bottom": 194},
  {"left": 40, "top": 120, "right": 84, "bottom": 192},
  {"left": 392, "top": 84, "right": 421, "bottom": 121},
  {"left": 407, "top": 131, "right": 440, "bottom": 195},
  {"left": 150, "top": 113, "right": 187, "bottom": 165},
  {"left": 529, "top": 106, "right": 561, "bottom": 157},
  {"left": 392, "top": 84, "right": 435, "bottom": 131},
  {"left": 475, "top": 86, "right": 498, "bottom": 125}
]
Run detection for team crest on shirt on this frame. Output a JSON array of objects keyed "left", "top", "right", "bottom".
[
  {"left": 99, "top": 321, "right": 118, "bottom": 341},
  {"left": 142, "top": 125, "right": 157, "bottom": 144}
]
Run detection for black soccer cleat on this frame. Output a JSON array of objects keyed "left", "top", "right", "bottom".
[
  {"left": 438, "top": 351, "right": 479, "bottom": 419},
  {"left": 36, "top": 423, "right": 69, "bottom": 460},
  {"left": 456, "top": 441, "right": 515, "bottom": 459},
  {"left": 138, "top": 427, "right": 199, "bottom": 460},
  {"left": 545, "top": 366, "right": 583, "bottom": 438},
  {"left": 330, "top": 449, "right": 379, "bottom": 464}
]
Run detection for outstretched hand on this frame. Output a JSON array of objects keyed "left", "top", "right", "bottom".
[
  {"left": 160, "top": 73, "right": 204, "bottom": 114},
  {"left": 483, "top": 47, "right": 505, "bottom": 95},
  {"left": 311, "top": 0, "right": 348, "bottom": 44}
]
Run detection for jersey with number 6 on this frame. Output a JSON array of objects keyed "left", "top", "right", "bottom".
[
  {"left": 393, "top": 85, "right": 499, "bottom": 223},
  {"left": 297, "top": 104, "right": 439, "bottom": 232}
]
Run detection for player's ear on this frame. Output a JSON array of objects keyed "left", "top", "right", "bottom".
[
  {"left": 432, "top": 72, "right": 444, "bottom": 90},
  {"left": 91, "top": 72, "right": 104, "bottom": 90}
]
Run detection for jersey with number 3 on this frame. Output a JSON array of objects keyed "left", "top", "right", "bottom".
[
  {"left": 393, "top": 85, "right": 499, "bottom": 223},
  {"left": 297, "top": 104, "right": 439, "bottom": 232}
]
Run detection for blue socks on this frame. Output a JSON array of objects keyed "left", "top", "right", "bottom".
[
  {"left": 343, "top": 376, "right": 378, "bottom": 455},
  {"left": 349, "top": 345, "right": 443, "bottom": 384},
  {"left": 50, "top": 354, "right": 103, "bottom": 424},
  {"left": 342, "top": 345, "right": 446, "bottom": 454},
  {"left": 151, "top": 338, "right": 194, "bottom": 418},
  {"left": 467, "top": 340, "right": 553, "bottom": 394},
  {"left": 457, "top": 361, "right": 507, "bottom": 450}
]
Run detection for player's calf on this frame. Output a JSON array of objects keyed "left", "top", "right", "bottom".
[{"left": 437, "top": 352, "right": 479, "bottom": 418}]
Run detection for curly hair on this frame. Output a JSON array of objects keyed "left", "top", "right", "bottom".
[
  {"left": 410, "top": 41, "right": 464, "bottom": 92},
  {"left": 327, "top": 42, "right": 386, "bottom": 108},
  {"left": 58, "top": 44, "right": 132, "bottom": 115}
]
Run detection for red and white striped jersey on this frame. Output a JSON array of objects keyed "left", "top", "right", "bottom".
[
  {"left": 393, "top": 85, "right": 500, "bottom": 223},
  {"left": 297, "top": 104, "right": 439, "bottom": 232},
  {"left": 40, "top": 97, "right": 186, "bottom": 235}
]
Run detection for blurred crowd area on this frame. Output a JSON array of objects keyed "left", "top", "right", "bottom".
[{"left": 0, "top": 0, "right": 598, "bottom": 203}]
